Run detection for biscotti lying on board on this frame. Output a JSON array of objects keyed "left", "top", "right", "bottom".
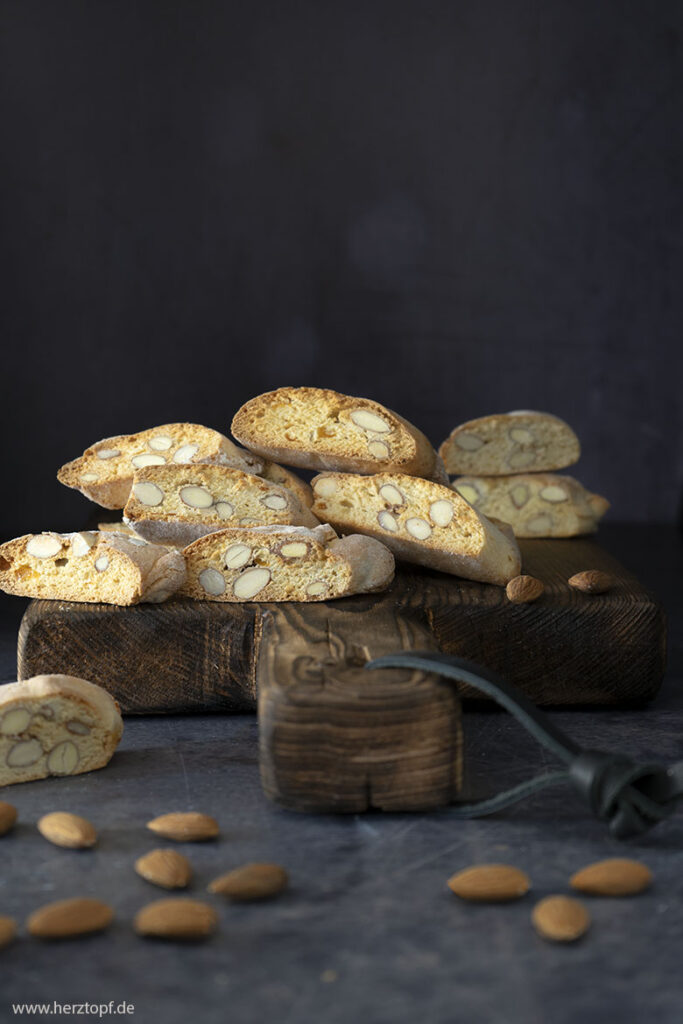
[
  {"left": 439, "top": 411, "right": 580, "bottom": 476},
  {"left": 58, "top": 423, "right": 263, "bottom": 509},
  {"left": 453, "top": 474, "right": 609, "bottom": 538},
  {"left": 310, "top": 472, "right": 521, "bottom": 585},
  {"left": 232, "top": 387, "right": 447, "bottom": 482},
  {"left": 0, "top": 531, "right": 186, "bottom": 605},
  {"left": 181, "top": 524, "right": 395, "bottom": 601},
  {"left": 0, "top": 675, "right": 123, "bottom": 786},
  {"left": 123, "top": 465, "right": 319, "bottom": 547}
]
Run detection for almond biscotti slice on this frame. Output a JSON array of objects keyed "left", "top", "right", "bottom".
[
  {"left": 232, "top": 387, "right": 441, "bottom": 479},
  {"left": 258, "top": 461, "right": 313, "bottom": 508},
  {"left": 311, "top": 472, "right": 521, "bottom": 585},
  {"left": 123, "top": 464, "right": 319, "bottom": 547},
  {"left": 58, "top": 423, "right": 263, "bottom": 509},
  {"left": 439, "top": 411, "right": 580, "bottom": 476},
  {"left": 181, "top": 523, "right": 395, "bottom": 602},
  {"left": 0, "top": 531, "right": 186, "bottom": 605},
  {"left": 453, "top": 474, "right": 609, "bottom": 538},
  {"left": 0, "top": 675, "right": 123, "bottom": 786}
]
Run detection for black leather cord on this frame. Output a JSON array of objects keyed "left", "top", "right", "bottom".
[{"left": 365, "top": 652, "right": 681, "bottom": 839}]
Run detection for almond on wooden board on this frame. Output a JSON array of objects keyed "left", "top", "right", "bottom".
[
  {"left": 532, "top": 895, "right": 590, "bottom": 942},
  {"left": 505, "top": 575, "right": 545, "bottom": 604},
  {"left": 567, "top": 570, "right": 615, "bottom": 594},
  {"left": 0, "top": 802, "right": 17, "bottom": 836},
  {"left": 37, "top": 812, "right": 97, "bottom": 849},
  {"left": 447, "top": 864, "right": 531, "bottom": 902},
  {"left": 134, "top": 899, "right": 218, "bottom": 940},
  {"left": 570, "top": 858, "right": 652, "bottom": 897},
  {"left": 27, "top": 898, "right": 113, "bottom": 939},
  {"left": 208, "top": 863, "right": 289, "bottom": 901},
  {"left": 146, "top": 812, "right": 219, "bottom": 842},
  {"left": 0, "top": 915, "right": 17, "bottom": 949},
  {"left": 135, "top": 849, "right": 192, "bottom": 890}
]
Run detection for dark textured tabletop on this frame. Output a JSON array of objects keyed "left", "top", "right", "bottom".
[{"left": 0, "top": 525, "right": 681, "bottom": 1024}]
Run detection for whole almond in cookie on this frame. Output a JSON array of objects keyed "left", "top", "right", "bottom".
[
  {"left": 0, "top": 802, "right": 17, "bottom": 836},
  {"left": 27, "top": 898, "right": 113, "bottom": 939},
  {"left": 570, "top": 858, "right": 652, "bottom": 897},
  {"left": 208, "top": 863, "right": 289, "bottom": 901},
  {"left": 532, "top": 895, "right": 590, "bottom": 942},
  {"left": 567, "top": 570, "right": 615, "bottom": 594},
  {"left": 0, "top": 916, "right": 17, "bottom": 949},
  {"left": 505, "top": 575, "right": 545, "bottom": 603},
  {"left": 447, "top": 864, "right": 531, "bottom": 902},
  {"left": 135, "top": 849, "right": 192, "bottom": 890},
  {"left": 134, "top": 899, "right": 218, "bottom": 940},
  {"left": 146, "top": 812, "right": 219, "bottom": 842},
  {"left": 38, "top": 812, "right": 97, "bottom": 849}
]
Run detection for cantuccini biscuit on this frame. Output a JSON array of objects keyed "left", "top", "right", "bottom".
[{"left": 440, "top": 411, "right": 580, "bottom": 476}]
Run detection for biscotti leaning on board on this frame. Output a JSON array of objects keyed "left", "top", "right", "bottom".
[
  {"left": 311, "top": 473, "right": 521, "bottom": 585},
  {"left": 232, "top": 387, "right": 447, "bottom": 482},
  {"left": 0, "top": 531, "right": 186, "bottom": 605},
  {"left": 123, "top": 465, "right": 319, "bottom": 547},
  {"left": 440, "top": 411, "right": 580, "bottom": 476},
  {"left": 453, "top": 474, "right": 610, "bottom": 538},
  {"left": 0, "top": 675, "right": 123, "bottom": 786},
  {"left": 181, "top": 524, "right": 395, "bottom": 601},
  {"left": 57, "top": 423, "right": 263, "bottom": 509}
]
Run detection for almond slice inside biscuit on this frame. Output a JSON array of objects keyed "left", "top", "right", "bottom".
[
  {"left": 198, "top": 568, "right": 226, "bottom": 595},
  {"left": 148, "top": 436, "right": 174, "bottom": 451},
  {"left": 261, "top": 494, "right": 287, "bottom": 510},
  {"left": 233, "top": 568, "right": 271, "bottom": 600},
  {"left": 429, "top": 500, "right": 454, "bottom": 527},
  {"left": 377, "top": 511, "right": 399, "bottom": 532},
  {"left": 180, "top": 486, "right": 214, "bottom": 509},
  {"left": 454, "top": 433, "right": 483, "bottom": 452},
  {"left": 214, "top": 501, "right": 234, "bottom": 520},
  {"left": 405, "top": 518, "right": 432, "bottom": 540},
  {"left": 131, "top": 454, "right": 166, "bottom": 468},
  {"left": 224, "top": 544, "right": 252, "bottom": 570},
  {"left": 349, "top": 409, "right": 391, "bottom": 433},
  {"left": 378, "top": 484, "right": 405, "bottom": 506},
  {"left": 173, "top": 444, "right": 199, "bottom": 463},
  {"left": 368, "top": 440, "right": 391, "bottom": 459},
  {"left": 26, "top": 536, "right": 63, "bottom": 559},
  {"left": 133, "top": 482, "right": 164, "bottom": 506}
]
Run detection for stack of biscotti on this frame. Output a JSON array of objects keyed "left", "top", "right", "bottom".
[
  {"left": 231, "top": 388, "right": 521, "bottom": 585},
  {"left": 439, "top": 411, "right": 609, "bottom": 538}
]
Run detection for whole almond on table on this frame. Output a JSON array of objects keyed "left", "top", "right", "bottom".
[
  {"left": 135, "top": 849, "right": 192, "bottom": 890},
  {"left": 570, "top": 858, "right": 652, "bottom": 897},
  {"left": 27, "top": 898, "right": 113, "bottom": 939},
  {"left": 447, "top": 864, "right": 531, "bottom": 902},
  {"left": 567, "top": 570, "right": 615, "bottom": 594},
  {"left": 0, "top": 802, "right": 17, "bottom": 836},
  {"left": 37, "top": 812, "right": 97, "bottom": 849},
  {"left": 134, "top": 899, "right": 218, "bottom": 940},
  {"left": 208, "top": 863, "right": 289, "bottom": 901},
  {"left": 532, "top": 895, "right": 590, "bottom": 942},
  {"left": 146, "top": 812, "right": 219, "bottom": 842},
  {"left": 0, "top": 916, "right": 17, "bottom": 949},
  {"left": 505, "top": 575, "right": 545, "bottom": 604}
]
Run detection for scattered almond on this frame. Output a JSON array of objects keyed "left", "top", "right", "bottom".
[
  {"left": 447, "top": 864, "right": 531, "bottom": 902},
  {"left": 532, "top": 895, "right": 590, "bottom": 942},
  {"left": 146, "top": 812, "right": 219, "bottom": 842},
  {"left": 37, "top": 812, "right": 97, "bottom": 849},
  {"left": 27, "top": 898, "right": 113, "bottom": 939},
  {"left": 134, "top": 898, "right": 218, "bottom": 940},
  {"left": 505, "top": 575, "right": 545, "bottom": 604},
  {"left": 567, "top": 570, "right": 615, "bottom": 594},
  {"left": 208, "top": 863, "right": 289, "bottom": 901},
  {"left": 0, "top": 916, "right": 17, "bottom": 949},
  {"left": 570, "top": 858, "right": 652, "bottom": 897},
  {"left": 0, "top": 802, "right": 17, "bottom": 837},
  {"left": 135, "top": 849, "right": 192, "bottom": 890}
]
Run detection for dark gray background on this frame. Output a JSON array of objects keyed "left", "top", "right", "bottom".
[{"left": 1, "top": 0, "right": 682, "bottom": 540}]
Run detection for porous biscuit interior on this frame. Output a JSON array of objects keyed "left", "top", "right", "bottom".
[
  {"left": 234, "top": 387, "right": 418, "bottom": 467},
  {"left": 440, "top": 412, "right": 579, "bottom": 475},
  {"left": 182, "top": 525, "right": 353, "bottom": 601},
  {"left": 0, "top": 677, "right": 122, "bottom": 785},
  {"left": 312, "top": 473, "right": 485, "bottom": 556}
]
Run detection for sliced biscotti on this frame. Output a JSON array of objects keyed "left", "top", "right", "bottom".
[
  {"left": 0, "top": 531, "right": 186, "bottom": 605},
  {"left": 123, "top": 465, "right": 319, "bottom": 547},
  {"left": 311, "top": 472, "right": 521, "bottom": 585},
  {"left": 258, "top": 461, "right": 313, "bottom": 508},
  {"left": 440, "top": 411, "right": 580, "bottom": 476},
  {"left": 453, "top": 474, "right": 609, "bottom": 538},
  {"left": 0, "top": 675, "right": 123, "bottom": 786},
  {"left": 232, "top": 387, "right": 441, "bottom": 479},
  {"left": 58, "top": 423, "right": 263, "bottom": 509},
  {"left": 181, "top": 524, "right": 395, "bottom": 601}
]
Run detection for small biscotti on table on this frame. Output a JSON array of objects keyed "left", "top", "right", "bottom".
[
  {"left": 123, "top": 464, "right": 319, "bottom": 547},
  {"left": 311, "top": 473, "right": 521, "bottom": 585},
  {"left": 0, "top": 531, "right": 186, "bottom": 605},
  {"left": 0, "top": 674, "right": 123, "bottom": 786},
  {"left": 439, "top": 411, "right": 580, "bottom": 476},
  {"left": 231, "top": 387, "right": 443, "bottom": 480},
  {"left": 181, "top": 524, "right": 395, "bottom": 602},
  {"left": 453, "top": 474, "right": 609, "bottom": 538},
  {"left": 57, "top": 423, "right": 263, "bottom": 509}
]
